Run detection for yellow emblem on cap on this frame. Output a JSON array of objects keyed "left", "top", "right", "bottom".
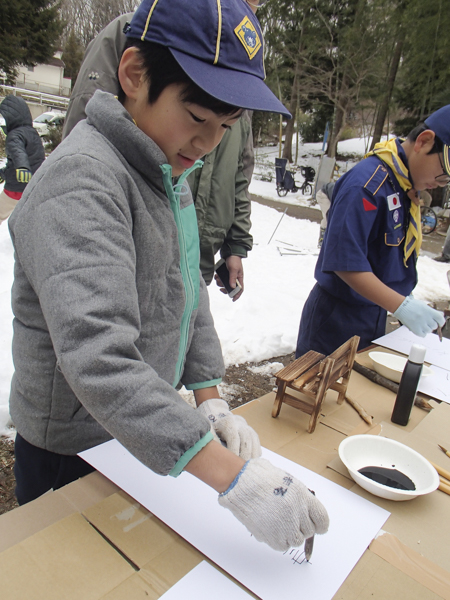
[{"left": 234, "top": 16, "right": 261, "bottom": 59}]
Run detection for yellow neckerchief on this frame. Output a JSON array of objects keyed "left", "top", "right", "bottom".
[{"left": 365, "top": 138, "right": 421, "bottom": 266}]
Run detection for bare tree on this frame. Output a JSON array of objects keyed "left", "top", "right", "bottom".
[
  {"left": 60, "top": 0, "right": 139, "bottom": 48},
  {"left": 300, "top": 0, "right": 388, "bottom": 158}
]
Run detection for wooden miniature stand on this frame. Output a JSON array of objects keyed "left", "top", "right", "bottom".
[{"left": 272, "top": 336, "right": 360, "bottom": 433}]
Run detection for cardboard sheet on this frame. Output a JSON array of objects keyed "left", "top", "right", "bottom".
[
  {"left": 0, "top": 470, "right": 119, "bottom": 553},
  {"left": 0, "top": 513, "right": 134, "bottom": 600},
  {"left": 80, "top": 442, "right": 389, "bottom": 600},
  {"left": 2, "top": 387, "right": 448, "bottom": 599},
  {"left": 333, "top": 547, "right": 442, "bottom": 600},
  {"left": 326, "top": 408, "right": 450, "bottom": 578},
  {"left": 370, "top": 532, "right": 450, "bottom": 600}
]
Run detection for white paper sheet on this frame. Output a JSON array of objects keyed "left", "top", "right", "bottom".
[
  {"left": 373, "top": 326, "right": 450, "bottom": 372},
  {"left": 80, "top": 441, "right": 390, "bottom": 600},
  {"left": 416, "top": 363, "right": 450, "bottom": 404},
  {"left": 160, "top": 561, "right": 252, "bottom": 599}
]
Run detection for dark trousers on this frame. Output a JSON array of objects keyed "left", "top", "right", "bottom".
[
  {"left": 296, "top": 283, "right": 386, "bottom": 358},
  {"left": 14, "top": 433, "right": 95, "bottom": 505}
]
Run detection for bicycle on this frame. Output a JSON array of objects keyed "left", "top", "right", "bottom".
[
  {"left": 421, "top": 206, "right": 438, "bottom": 234},
  {"left": 420, "top": 185, "right": 450, "bottom": 235},
  {"left": 275, "top": 158, "right": 315, "bottom": 197}
]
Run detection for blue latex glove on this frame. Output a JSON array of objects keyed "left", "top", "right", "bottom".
[{"left": 393, "top": 295, "right": 445, "bottom": 337}]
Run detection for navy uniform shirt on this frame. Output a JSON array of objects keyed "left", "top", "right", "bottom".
[{"left": 315, "top": 141, "right": 417, "bottom": 305}]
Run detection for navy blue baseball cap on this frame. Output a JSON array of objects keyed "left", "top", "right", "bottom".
[
  {"left": 125, "top": 0, "right": 291, "bottom": 118},
  {"left": 424, "top": 105, "right": 450, "bottom": 176}
]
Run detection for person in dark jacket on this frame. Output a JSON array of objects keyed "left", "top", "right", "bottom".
[{"left": 0, "top": 95, "right": 45, "bottom": 224}]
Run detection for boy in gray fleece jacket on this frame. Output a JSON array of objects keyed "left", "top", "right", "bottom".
[{"left": 8, "top": 0, "right": 328, "bottom": 552}]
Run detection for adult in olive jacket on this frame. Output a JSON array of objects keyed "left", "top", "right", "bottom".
[
  {"left": 0, "top": 95, "right": 45, "bottom": 224},
  {"left": 63, "top": 13, "right": 254, "bottom": 296}
]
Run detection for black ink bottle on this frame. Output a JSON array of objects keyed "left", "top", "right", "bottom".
[{"left": 391, "top": 343, "right": 426, "bottom": 426}]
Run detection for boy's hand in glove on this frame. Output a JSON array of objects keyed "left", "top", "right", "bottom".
[
  {"left": 218, "top": 457, "right": 329, "bottom": 551},
  {"left": 394, "top": 295, "right": 445, "bottom": 337},
  {"left": 16, "top": 168, "right": 32, "bottom": 183},
  {"left": 196, "top": 398, "right": 261, "bottom": 461}
]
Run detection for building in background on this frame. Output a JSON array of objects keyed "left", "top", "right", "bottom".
[{"left": 14, "top": 51, "right": 71, "bottom": 97}]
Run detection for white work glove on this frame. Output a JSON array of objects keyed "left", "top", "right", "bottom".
[
  {"left": 219, "top": 458, "right": 329, "bottom": 552},
  {"left": 393, "top": 295, "right": 445, "bottom": 337},
  {"left": 196, "top": 398, "right": 261, "bottom": 461}
]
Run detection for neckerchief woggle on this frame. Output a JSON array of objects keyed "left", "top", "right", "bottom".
[{"left": 365, "top": 138, "right": 422, "bottom": 266}]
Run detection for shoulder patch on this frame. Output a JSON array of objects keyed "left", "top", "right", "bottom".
[
  {"left": 363, "top": 197, "right": 377, "bottom": 212},
  {"left": 363, "top": 164, "right": 389, "bottom": 196}
]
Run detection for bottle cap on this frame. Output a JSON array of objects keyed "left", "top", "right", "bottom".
[{"left": 408, "top": 343, "right": 426, "bottom": 364}]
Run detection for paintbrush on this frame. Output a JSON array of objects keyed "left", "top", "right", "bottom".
[
  {"left": 429, "top": 460, "right": 450, "bottom": 481},
  {"left": 304, "top": 490, "right": 315, "bottom": 561},
  {"left": 428, "top": 460, "right": 450, "bottom": 495},
  {"left": 439, "top": 480, "right": 450, "bottom": 496},
  {"left": 438, "top": 444, "right": 450, "bottom": 459}
]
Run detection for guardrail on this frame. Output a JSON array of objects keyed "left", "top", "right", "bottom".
[{"left": 0, "top": 85, "right": 69, "bottom": 111}]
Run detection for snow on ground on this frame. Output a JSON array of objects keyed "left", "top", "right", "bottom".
[{"left": 0, "top": 137, "right": 448, "bottom": 436}]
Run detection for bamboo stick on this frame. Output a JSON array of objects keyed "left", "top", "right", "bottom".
[
  {"left": 345, "top": 394, "right": 373, "bottom": 425},
  {"left": 352, "top": 362, "right": 433, "bottom": 411}
]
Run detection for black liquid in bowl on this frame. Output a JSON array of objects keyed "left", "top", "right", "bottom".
[{"left": 358, "top": 466, "right": 416, "bottom": 491}]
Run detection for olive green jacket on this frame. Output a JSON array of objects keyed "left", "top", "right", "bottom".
[{"left": 188, "top": 111, "right": 254, "bottom": 284}]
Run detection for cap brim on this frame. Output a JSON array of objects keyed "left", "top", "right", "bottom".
[
  {"left": 170, "top": 49, "right": 291, "bottom": 119},
  {"left": 443, "top": 145, "right": 450, "bottom": 177}
]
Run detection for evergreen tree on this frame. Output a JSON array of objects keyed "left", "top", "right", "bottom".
[
  {"left": 258, "top": 0, "right": 392, "bottom": 158},
  {"left": 0, "top": 0, "right": 64, "bottom": 80},
  {"left": 394, "top": 0, "right": 450, "bottom": 133},
  {"left": 62, "top": 30, "right": 84, "bottom": 87}
]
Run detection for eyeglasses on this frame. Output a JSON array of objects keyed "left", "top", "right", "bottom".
[
  {"left": 246, "top": 0, "right": 269, "bottom": 8},
  {"left": 436, "top": 153, "right": 450, "bottom": 184}
]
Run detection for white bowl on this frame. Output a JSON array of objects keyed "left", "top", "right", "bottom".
[
  {"left": 369, "top": 351, "right": 433, "bottom": 384},
  {"left": 338, "top": 435, "right": 439, "bottom": 501}
]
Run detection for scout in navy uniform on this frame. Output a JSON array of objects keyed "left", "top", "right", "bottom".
[{"left": 296, "top": 106, "right": 449, "bottom": 357}]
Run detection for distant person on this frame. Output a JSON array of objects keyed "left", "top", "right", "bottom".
[
  {"left": 62, "top": 8, "right": 259, "bottom": 300},
  {"left": 316, "top": 181, "right": 335, "bottom": 247},
  {"left": 9, "top": 0, "right": 328, "bottom": 552},
  {"left": 434, "top": 223, "right": 450, "bottom": 263},
  {"left": 0, "top": 96, "right": 45, "bottom": 224},
  {"left": 296, "top": 106, "right": 448, "bottom": 357}
]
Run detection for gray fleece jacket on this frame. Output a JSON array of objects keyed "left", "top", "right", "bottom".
[{"left": 8, "top": 90, "right": 224, "bottom": 476}]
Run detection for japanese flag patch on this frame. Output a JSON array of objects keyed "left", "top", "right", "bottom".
[{"left": 387, "top": 193, "right": 401, "bottom": 211}]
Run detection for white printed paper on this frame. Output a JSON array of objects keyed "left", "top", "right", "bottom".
[
  {"left": 80, "top": 442, "right": 390, "bottom": 600},
  {"left": 416, "top": 363, "right": 450, "bottom": 404},
  {"left": 160, "top": 561, "right": 252, "bottom": 599}
]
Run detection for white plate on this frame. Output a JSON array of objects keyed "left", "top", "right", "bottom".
[
  {"left": 369, "top": 351, "right": 433, "bottom": 383},
  {"left": 338, "top": 435, "right": 439, "bottom": 501}
]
